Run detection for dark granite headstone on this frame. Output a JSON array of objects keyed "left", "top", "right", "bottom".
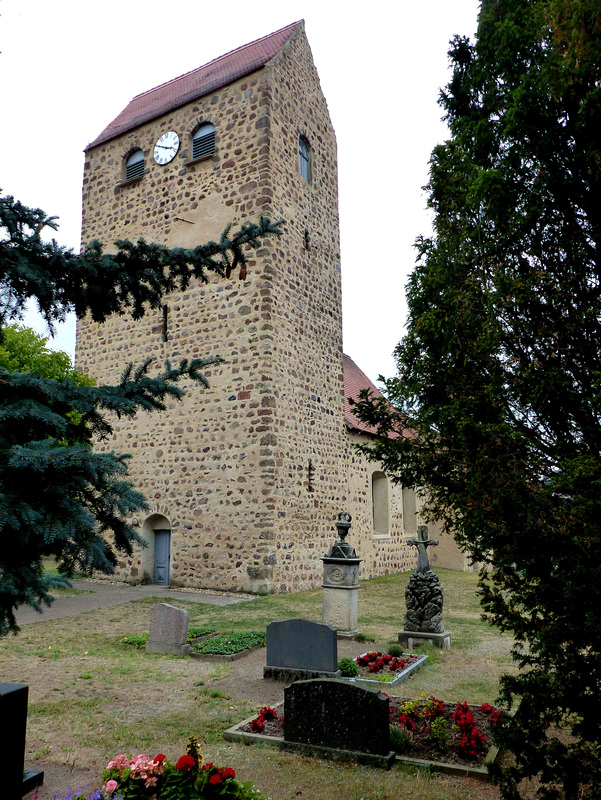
[
  {"left": 264, "top": 618, "right": 340, "bottom": 680},
  {"left": 284, "top": 679, "right": 391, "bottom": 756},
  {"left": 1, "top": 683, "right": 44, "bottom": 799}
]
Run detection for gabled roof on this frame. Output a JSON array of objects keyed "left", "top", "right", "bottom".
[
  {"left": 86, "top": 21, "right": 303, "bottom": 150},
  {"left": 343, "top": 354, "right": 409, "bottom": 439}
]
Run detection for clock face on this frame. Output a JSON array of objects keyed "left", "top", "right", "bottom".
[{"left": 154, "top": 131, "right": 180, "bottom": 165}]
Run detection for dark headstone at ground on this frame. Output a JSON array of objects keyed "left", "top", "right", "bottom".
[
  {"left": 1, "top": 683, "right": 44, "bottom": 799},
  {"left": 284, "top": 679, "right": 392, "bottom": 762},
  {"left": 264, "top": 618, "right": 340, "bottom": 680}
]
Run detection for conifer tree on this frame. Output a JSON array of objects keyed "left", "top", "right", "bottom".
[
  {"left": 352, "top": 1, "right": 601, "bottom": 797},
  {"left": 0, "top": 192, "right": 282, "bottom": 636}
]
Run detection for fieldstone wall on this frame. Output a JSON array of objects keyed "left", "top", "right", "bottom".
[
  {"left": 76, "top": 25, "right": 350, "bottom": 593},
  {"left": 76, "top": 24, "right": 464, "bottom": 593}
]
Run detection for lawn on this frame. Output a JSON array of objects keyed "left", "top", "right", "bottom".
[{"left": 0, "top": 568, "right": 523, "bottom": 800}]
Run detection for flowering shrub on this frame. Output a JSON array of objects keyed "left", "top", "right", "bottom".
[
  {"left": 480, "top": 702, "right": 501, "bottom": 725},
  {"left": 355, "top": 651, "right": 407, "bottom": 674},
  {"left": 248, "top": 705, "right": 282, "bottom": 733},
  {"left": 53, "top": 736, "right": 266, "bottom": 799},
  {"left": 452, "top": 701, "right": 489, "bottom": 759},
  {"left": 389, "top": 696, "right": 501, "bottom": 763}
]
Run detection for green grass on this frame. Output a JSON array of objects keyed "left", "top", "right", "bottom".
[{"left": 0, "top": 568, "right": 517, "bottom": 800}]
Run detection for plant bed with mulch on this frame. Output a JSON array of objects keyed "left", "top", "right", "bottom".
[
  {"left": 225, "top": 696, "right": 504, "bottom": 780},
  {"left": 341, "top": 651, "right": 427, "bottom": 686},
  {"left": 121, "top": 626, "right": 217, "bottom": 649},
  {"left": 189, "top": 631, "right": 266, "bottom": 662}
]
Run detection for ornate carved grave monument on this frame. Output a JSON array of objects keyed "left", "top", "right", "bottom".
[
  {"left": 398, "top": 526, "right": 451, "bottom": 650},
  {"left": 321, "top": 512, "right": 361, "bottom": 637}
]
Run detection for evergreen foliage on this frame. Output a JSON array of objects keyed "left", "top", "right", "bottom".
[
  {"left": 0, "top": 191, "right": 282, "bottom": 636},
  {"left": 351, "top": 1, "right": 601, "bottom": 797}
]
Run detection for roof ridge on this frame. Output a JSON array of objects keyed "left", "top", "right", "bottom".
[{"left": 132, "top": 20, "right": 303, "bottom": 102}]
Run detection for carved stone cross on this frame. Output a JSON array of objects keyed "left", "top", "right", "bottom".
[{"left": 407, "top": 525, "right": 439, "bottom": 573}]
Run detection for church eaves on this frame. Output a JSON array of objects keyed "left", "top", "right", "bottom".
[{"left": 86, "top": 20, "right": 303, "bottom": 150}]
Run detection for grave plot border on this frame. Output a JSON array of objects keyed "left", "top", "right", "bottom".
[
  {"left": 342, "top": 652, "right": 428, "bottom": 687},
  {"left": 189, "top": 644, "right": 265, "bottom": 662},
  {"left": 223, "top": 699, "right": 504, "bottom": 781},
  {"left": 223, "top": 705, "right": 395, "bottom": 770}
]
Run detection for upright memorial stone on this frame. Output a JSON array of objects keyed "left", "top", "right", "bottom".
[
  {"left": 283, "top": 679, "right": 395, "bottom": 768},
  {"left": 263, "top": 618, "right": 340, "bottom": 681},
  {"left": 321, "top": 511, "right": 361, "bottom": 637},
  {"left": 398, "top": 525, "right": 451, "bottom": 650},
  {"left": 145, "top": 603, "right": 191, "bottom": 656},
  {"left": 0, "top": 683, "right": 43, "bottom": 799}
]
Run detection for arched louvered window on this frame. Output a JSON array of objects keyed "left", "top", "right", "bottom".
[
  {"left": 125, "top": 149, "right": 144, "bottom": 181},
  {"left": 298, "top": 136, "right": 311, "bottom": 182},
  {"left": 192, "top": 123, "right": 215, "bottom": 161}
]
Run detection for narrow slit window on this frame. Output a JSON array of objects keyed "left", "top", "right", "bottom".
[
  {"left": 192, "top": 124, "right": 215, "bottom": 161},
  {"left": 298, "top": 136, "right": 311, "bottom": 182},
  {"left": 162, "top": 304, "right": 169, "bottom": 342},
  {"left": 125, "top": 149, "right": 144, "bottom": 181}
]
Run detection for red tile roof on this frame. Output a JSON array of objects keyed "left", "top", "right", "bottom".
[
  {"left": 343, "top": 353, "right": 408, "bottom": 438},
  {"left": 86, "top": 21, "right": 303, "bottom": 150}
]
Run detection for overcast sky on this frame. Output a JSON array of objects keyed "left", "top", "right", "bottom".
[{"left": 1, "top": 0, "right": 480, "bottom": 384}]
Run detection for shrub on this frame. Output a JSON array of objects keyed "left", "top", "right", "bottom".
[
  {"left": 338, "top": 657, "right": 359, "bottom": 677},
  {"left": 429, "top": 717, "right": 450, "bottom": 752},
  {"left": 390, "top": 725, "right": 412, "bottom": 754},
  {"left": 190, "top": 631, "right": 265, "bottom": 655}
]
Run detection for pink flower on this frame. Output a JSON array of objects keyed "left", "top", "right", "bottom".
[{"left": 105, "top": 779, "right": 119, "bottom": 794}]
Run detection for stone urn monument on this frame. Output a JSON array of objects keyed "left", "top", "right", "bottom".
[
  {"left": 398, "top": 525, "right": 451, "bottom": 650},
  {"left": 321, "top": 511, "right": 361, "bottom": 637}
]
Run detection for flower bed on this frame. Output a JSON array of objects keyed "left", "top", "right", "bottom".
[
  {"left": 341, "top": 651, "right": 427, "bottom": 686},
  {"left": 121, "top": 626, "right": 216, "bottom": 649},
  {"left": 225, "top": 696, "right": 504, "bottom": 779},
  {"left": 189, "top": 631, "right": 266, "bottom": 661},
  {"left": 53, "top": 737, "right": 266, "bottom": 799}
]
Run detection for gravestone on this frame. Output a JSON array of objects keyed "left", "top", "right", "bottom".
[
  {"left": 398, "top": 525, "right": 451, "bottom": 650},
  {"left": 283, "top": 679, "right": 395, "bottom": 768},
  {"left": 321, "top": 511, "right": 362, "bottom": 637},
  {"left": 0, "top": 683, "right": 44, "bottom": 799},
  {"left": 263, "top": 618, "right": 340, "bottom": 681},
  {"left": 145, "top": 602, "right": 191, "bottom": 655}
]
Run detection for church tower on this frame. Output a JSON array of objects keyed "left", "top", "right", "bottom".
[{"left": 76, "top": 22, "right": 349, "bottom": 593}]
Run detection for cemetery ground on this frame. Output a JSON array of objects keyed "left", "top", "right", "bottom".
[{"left": 1, "top": 569, "right": 537, "bottom": 800}]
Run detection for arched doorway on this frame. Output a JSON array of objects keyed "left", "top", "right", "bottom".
[
  {"left": 153, "top": 529, "right": 171, "bottom": 585},
  {"left": 141, "top": 514, "right": 171, "bottom": 585}
]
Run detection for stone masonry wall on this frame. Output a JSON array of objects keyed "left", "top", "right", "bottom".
[{"left": 76, "top": 25, "right": 353, "bottom": 593}]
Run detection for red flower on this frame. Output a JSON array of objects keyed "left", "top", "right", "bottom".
[
  {"left": 222, "top": 767, "right": 236, "bottom": 779},
  {"left": 154, "top": 754, "right": 166, "bottom": 764},
  {"left": 209, "top": 773, "right": 222, "bottom": 784},
  {"left": 175, "top": 755, "right": 195, "bottom": 772}
]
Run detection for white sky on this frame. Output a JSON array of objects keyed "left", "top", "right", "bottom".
[{"left": 1, "top": 0, "right": 480, "bottom": 384}]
